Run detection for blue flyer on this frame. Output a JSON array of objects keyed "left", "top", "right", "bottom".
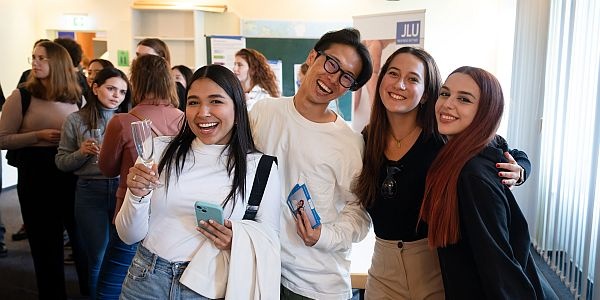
[{"left": 287, "top": 183, "right": 321, "bottom": 229}]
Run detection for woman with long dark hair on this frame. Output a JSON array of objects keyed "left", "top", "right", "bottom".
[
  {"left": 117, "top": 64, "right": 281, "bottom": 299},
  {"left": 55, "top": 67, "right": 131, "bottom": 297}
]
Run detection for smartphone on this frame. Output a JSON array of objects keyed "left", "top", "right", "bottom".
[{"left": 194, "top": 201, "right": 224, "bottom": 227}]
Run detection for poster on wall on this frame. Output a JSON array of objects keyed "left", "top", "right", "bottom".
[
  {"left": 210, "top": 36, "right": 246, "bottom": 71},
  {"left": 352, "top": 10, "right": 425, "bottom": 132},
  {"left": 268, "top": 59, "right": 283, "bottom": 94}
]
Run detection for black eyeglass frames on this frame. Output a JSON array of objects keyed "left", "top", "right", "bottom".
[{"left": 317, "top": 50, "right": 357, "bottom": 89}]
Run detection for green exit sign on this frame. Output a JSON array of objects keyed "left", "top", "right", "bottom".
[{"left": 117, "top": 50, "right": 129, "bottom": 67}]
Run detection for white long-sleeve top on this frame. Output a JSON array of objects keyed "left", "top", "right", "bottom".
[
  {"left": 116, "top": 136, "right": 281, "bottom": 262},
  {"left": 250, "top": 97, "right": 371, "bottom": 300}
]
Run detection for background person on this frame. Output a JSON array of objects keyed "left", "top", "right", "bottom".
[
  {"left": 135, "top": 38, "right": 187, "bottom": 111},
  {"left": 55, "top": 67, "right": 131, "bottom": 298},
  {"left": 171, "top": 64, "right": 193, "bottom": 88},
  {"left": 0, "top": 82, "right": 5, "bottom": 258},
  {"left": 53, "top": 38, "right": 91, "bottom": 105},
  {"left": 233, "top": 48, "right": 280, "bottom": 110},
  {"left": 171, "top": 64, "right": 193, "bottom": 111},
  {"left": 96, "top": 54, "right": 183, "bottom": 299},
  {"left": 0, "top": 40, "right": 88, "bottom": 299},
  {"left": 86, "top": 59, "right": 114, "bottom": 87}
]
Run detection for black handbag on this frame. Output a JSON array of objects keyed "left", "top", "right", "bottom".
[{"left": 5, "top": 88, "right": 31, "bottom": 168}]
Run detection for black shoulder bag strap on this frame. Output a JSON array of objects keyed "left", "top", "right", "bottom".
[
  {"left": 5, "top": 88, "right": 32, "bottom": 167},
  {"left": 19, "top": 87, "right": 31, "bottom": 115},
  {"left": 242, "top": 155, "right": 278, "bottom": 221}
]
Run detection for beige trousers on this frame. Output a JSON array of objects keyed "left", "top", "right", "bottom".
[{"left": 365, "top": 237, "right": 444, "bottom": 300}]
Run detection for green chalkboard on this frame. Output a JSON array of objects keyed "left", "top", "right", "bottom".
[{"left": 206, "top": 37, "right": 352, "bottom": 120}]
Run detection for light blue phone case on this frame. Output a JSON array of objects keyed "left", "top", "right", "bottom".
[{"left": 194, "top": 201, "right": 224, "bottom": 226}]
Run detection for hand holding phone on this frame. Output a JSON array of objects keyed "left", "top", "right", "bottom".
[{"left": 194, "top": 201, "right": 224, "bottom": 227}]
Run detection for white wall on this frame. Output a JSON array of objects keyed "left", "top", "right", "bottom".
[
  {"left": 1, "top": 0, "right": 516, "bottom": 91},
  {"left": 0, "top": 0, "right": 517, "bottom": 188},
  {"left": 227, "top": 0, "right": 516, "bottom": 82}
]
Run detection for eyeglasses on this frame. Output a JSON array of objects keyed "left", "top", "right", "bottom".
[
  {"left": 317, "top": 51, "right": 357, "bottom": 89},
  {"left": 28, "top": 56, "right": 50, "bottom": 64},
  {"left": 381, "top": 165, "right": 403, "bottom": 199}
]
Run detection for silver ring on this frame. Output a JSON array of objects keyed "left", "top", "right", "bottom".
[{"left": 133, "top": 175, "right": 137, "bottom": 181}]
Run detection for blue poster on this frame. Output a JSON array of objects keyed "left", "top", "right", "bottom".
[{"left": 396, "top": 21, "right": 421, "bottom": 44}]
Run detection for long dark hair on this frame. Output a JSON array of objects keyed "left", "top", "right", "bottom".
[
  {"left": 171, "top": 65, "right": 193, "bottom": 86},
  {"left": 158, "top": 64, "right": 257, "bottom": 209},
  {"left": 80, "top": 68, "right": 131, "bottom": 131},
  {"left": 353, "top": 47, "right": 441, "bottom": 208},
  {"left": 419, "top": 66, "right": 504, "bottom": 247}
]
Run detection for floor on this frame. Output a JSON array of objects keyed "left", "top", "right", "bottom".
[
  {"left": 0, "top": 187, "right": 86, "bottom": 300},
  {"left": 0, "top": 185, "right": 575, "bottom": 300}
]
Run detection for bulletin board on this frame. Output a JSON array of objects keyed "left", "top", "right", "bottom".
[{"left": 206, "top": 36, "right": 352, "bottom": 120}]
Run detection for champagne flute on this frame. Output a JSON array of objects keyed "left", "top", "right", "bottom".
[
  {"left": 90, "top": 128, "right": 102, "bottom": 164},
  {"left": 131, "top": 120, "right": 162, "bottom": 188}
]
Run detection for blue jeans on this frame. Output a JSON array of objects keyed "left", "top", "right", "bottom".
[
  {"left": 120, "top": 244, "right": 214, "bottom": 300},
  {"left": 75, "top": 178, "right": 118, "bottom": 299},
  {"left": 96, "top": 225, "right": 138, "bottom": 300}
]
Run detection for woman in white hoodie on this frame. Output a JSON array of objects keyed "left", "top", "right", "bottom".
[{"left": 116, "top": 64, "right": 281, "bottom": 299}]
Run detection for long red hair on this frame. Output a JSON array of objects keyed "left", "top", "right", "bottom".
[{"left": 419, "top": 66, "right": 504, "bottom": 247}]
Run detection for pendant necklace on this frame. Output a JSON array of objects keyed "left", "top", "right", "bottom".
[{"left": 390, "top": 126, "right": 419, "bottom": 148}]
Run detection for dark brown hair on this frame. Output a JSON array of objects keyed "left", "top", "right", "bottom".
[
  {"left": 419, "top": 66, "right": 504, "bottom": 247},
  {"left": 353, "top": 47, "right": 441, "bottom": 208},
  {"left": 81, "top": 67, "right": 131, "bottom": 130}
]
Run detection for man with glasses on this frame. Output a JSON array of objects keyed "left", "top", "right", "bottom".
[{"left": 250, "top": 28, "right": 373, "bottom": 300}]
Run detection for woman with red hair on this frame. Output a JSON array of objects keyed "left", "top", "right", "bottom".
[
  {"left": 233, "top": 48, "right": 280, "bottom": 110},
  {"left": 420, "top": 66, "right": 555, "bottom": 299},
  {"left": 353, "top": 47, "right": 530, "bottom": 299}
]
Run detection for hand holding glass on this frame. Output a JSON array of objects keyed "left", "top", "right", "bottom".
[
  {"left": 131, "top": 120, "right": 162, "bottom": 189},
  {"left": 90, "top": 128, "right": 102, "bottom": 164}
]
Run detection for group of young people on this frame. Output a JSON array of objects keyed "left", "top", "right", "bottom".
[{"left": 0, "top": 26, "right": 556, "bottom": 300}]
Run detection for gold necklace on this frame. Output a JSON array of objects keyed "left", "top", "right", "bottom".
[{"left": 390, "top": 126, "right": 419, "bottom": 148}]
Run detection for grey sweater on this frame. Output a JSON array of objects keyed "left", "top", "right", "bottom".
[{"left": 55, "top": 108, "right": 119, "bottom": 179}]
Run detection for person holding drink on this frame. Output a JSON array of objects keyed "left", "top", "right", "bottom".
[
  {"left": 55, "top": 67, "right": 131, "bottom": 297},
  {"left": 96, "top": 55, "right": 183, "bottom": 299},
  {"left": 116, "top": 64, "right": 281, "bottom": 299}
]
